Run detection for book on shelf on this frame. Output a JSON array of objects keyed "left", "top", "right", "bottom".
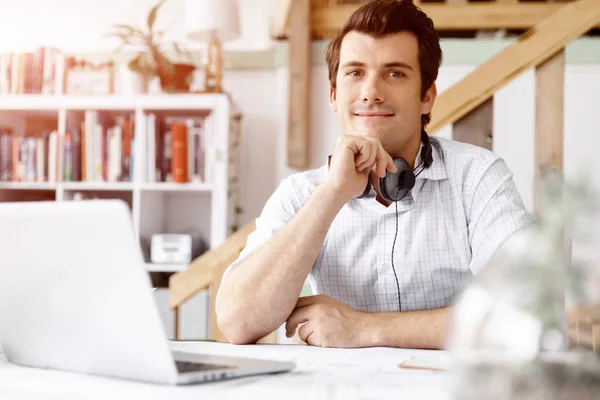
[
  {"left": 0, "top": 111, "right": 211, "bottom": 187},
  {"left": 0, "top": 126, "right": 57, "bottom": 183},
  {"left": 0, "top": 47, "right": 64, "bottom": 95},
  {"left": 144, "top": 113, "right": 209, "bottom": 184},
  {"left": 79, "top": 110, "right": 134, "bottom": 183},
  {"left": 0, "top": 112, "right": 135, "bottom": 185}
]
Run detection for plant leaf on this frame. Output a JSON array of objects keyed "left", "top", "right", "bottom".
[
  {"left": 172, "top": 42, "right": 183, "bottom": 55},
  {"left": 156, "top": 51, "right": 173, "bottom": 71},
  {"left": 148, "top": 0, "right": 167, "bottom": 32},
  {"left": 128, "top": 53, "right": 156, "bottom": 77},
  {"left": 113, "top": 24, "right": 134, "bottom": 33},
  {"left": 113, "top": 24, "right": 146, "bottom": 36}
]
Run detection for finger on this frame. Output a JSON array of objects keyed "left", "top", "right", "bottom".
[
  {"left": 353, "top": 140, "right": 373, "bottom": 171},
  {"left": 373, "top": 140, "right": 392, "bottom": 178},
  {"left": 356, "top": 140, "right": 377, "bottom": 172},
  {"left": 295, "top": 294, "right": 330, "bottom": 309},
  {"left": 298, "top": 321, "right": 315, "bottom": 345},
  {"left": 373, "top": 140, "right": 386, "bottom": 178},
  {"left": 285, "top": 305, "right": 312, "bottom": 337}
]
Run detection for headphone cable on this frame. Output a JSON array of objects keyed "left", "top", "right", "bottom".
[
  {"left": 390, "top": 153, "right": 428, "bottom": 312},
  {"left": 391, "top": 189, "right": 402, "bottom": 312}
]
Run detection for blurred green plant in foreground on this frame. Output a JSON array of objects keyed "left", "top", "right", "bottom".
[{"left": 448, "top": 170, "right": 600, "bottom": 399}]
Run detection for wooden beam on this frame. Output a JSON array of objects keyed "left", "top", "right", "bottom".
[
  {"left": 452, "top": 97, "right": 494, "bottom": 151},
  {"left": 427, "top": 0, "right": 600, "bottom": 134},
  {"left": 534, "top": 49, "right": 565, "bottom": 205},
  {"left": 567, "top": 303, "right": 600, "bottom": 351},
  {"left": 169, "top": 221, "right": 256, "bottom": 308},
  {"left": 169, "top": 260, "right": 212, "bottom": 309},
  {"left": 169, "top": 221, "right": 256, "bottom": 342},
  {"left": 312, "top": 3, "right": 600, "bottom": 33},
  {"left": 287, "top": 0, "right": 311, "bottom": 169},
  {"left": 270, "top": 0, "right": 292, "bottom": 39},
  {"left": 534, "top": 49, "right": 571, "bottom": 315}
]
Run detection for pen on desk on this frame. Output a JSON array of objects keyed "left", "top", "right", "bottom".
[
  {"left": 398, "top": 363, "right": 442, "bottom": 372},
  {"left": 398, "top": 356, "right": 446, "bottom": 372}
]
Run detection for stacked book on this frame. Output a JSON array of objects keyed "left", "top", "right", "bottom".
[{"left": 0, "top": 47, "right": 64, "bottom": 95}]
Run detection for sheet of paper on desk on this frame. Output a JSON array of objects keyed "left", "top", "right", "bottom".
[{"left": 217, "top": 367, "right": 453, "bottom": 400}]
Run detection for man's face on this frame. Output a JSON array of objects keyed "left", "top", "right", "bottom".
[{"left": 329, "top": 31, "right": 436, "bottom": 155}]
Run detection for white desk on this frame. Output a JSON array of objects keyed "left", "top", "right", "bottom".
[{"left": 0, "top": 342, "right": 453, "bottom": 399}]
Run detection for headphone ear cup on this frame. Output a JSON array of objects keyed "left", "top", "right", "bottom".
[
  {"left": 380, "top": 158, "right": 412, "bottom": 202},
  {"left": 378, "top": 175, "right": 391, "bottom": 202}
]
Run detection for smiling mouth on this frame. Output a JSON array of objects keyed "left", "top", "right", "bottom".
[{"left": 354, "top": 113, "right": 394, "bottom": 117}]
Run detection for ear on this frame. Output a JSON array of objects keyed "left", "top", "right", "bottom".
[
  {"left": 329, "top": 85, "right": 337, "bottom": 112},
  {"left": 420, "top": 82, "right": 437, "bottom": 116}
]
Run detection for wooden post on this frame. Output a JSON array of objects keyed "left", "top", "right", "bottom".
[
  {"left": 534, "top": 49, "right": 565, "bottom": 208},
  {"left": 174, "top": 305, "right": 180, "bottom": 340},
  {"left": 452, "top": 97, "right": 494, "bottom": 151},
  {"left": 535, "top": 49, "right": 569, "bottom": 336},
  {"left": 287, "top": 0, "right": 311, "bottom": 169}
]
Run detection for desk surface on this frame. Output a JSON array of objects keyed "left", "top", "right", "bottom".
[{"left": 0, "top": 342, "right": 452, "bottom": 399}]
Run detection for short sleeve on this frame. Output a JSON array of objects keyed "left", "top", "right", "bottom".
[
  {"left": 219, "top": 176, "right": 306, "bottom": 286},
  {"left": 467, "top": 158, "right": 535, "bottom": 275}
]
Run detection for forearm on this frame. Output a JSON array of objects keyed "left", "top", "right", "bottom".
[
  {"left": 369, "top": 307, "right": 453, "bottom": 349},
  {"left": 217, "top": 183, "right": 347, "bottom": 344}
]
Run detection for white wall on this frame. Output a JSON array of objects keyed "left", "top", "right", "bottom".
[
  {"left": 0, "top": 0, "right": 276, "bottom": 53},
  {"left": 224, "top": 70, "right": 280, "bottom": 221}
]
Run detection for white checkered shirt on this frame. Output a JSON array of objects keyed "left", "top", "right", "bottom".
[{"left": 227, "top": 137, "right": 533, "bottom": 312}]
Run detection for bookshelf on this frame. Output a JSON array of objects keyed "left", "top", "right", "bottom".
[{"left": 0, "top": 93, "right": 235, "bottom": 340}]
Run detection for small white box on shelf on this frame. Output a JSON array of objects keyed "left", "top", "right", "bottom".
[{"left": 151, "top": 233, "right": 192, "bottom": 264}]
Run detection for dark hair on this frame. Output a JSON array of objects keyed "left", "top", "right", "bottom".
[{"left": 324, "top": 0, "right": 442, "bottom": 128}]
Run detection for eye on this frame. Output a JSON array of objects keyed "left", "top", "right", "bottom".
[
  {"left": 346, "top": 70, "right": 362, "bottom": 78},
  {"left": 388, "top": 70, "right": 405, "bottom": 78}
]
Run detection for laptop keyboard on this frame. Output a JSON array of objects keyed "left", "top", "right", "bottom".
[{"left": 175, "top": 360, "right": 234, "bottom": 374}]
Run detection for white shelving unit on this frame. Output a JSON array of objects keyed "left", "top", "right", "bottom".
[{"left": 0, "top": 93, "right": 233, "bottom": 340}]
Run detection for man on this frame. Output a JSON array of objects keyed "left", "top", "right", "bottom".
[{"left": 216, "top": 0, "right": 532, "bottom": 349}]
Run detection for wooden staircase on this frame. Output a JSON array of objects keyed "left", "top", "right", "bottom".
[{"left": 169, "top": 0, "right": 600, "bottom": 348}]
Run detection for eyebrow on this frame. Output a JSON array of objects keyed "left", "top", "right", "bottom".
[{"left": 340, "top": 61, "right": 414, "bottom": 71}]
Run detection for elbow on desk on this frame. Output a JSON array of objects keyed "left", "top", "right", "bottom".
[
  {"left": 216, "top": 310, "right": 264, "bottom": 345},
  {"left": 216, "top": 294, "right": 264, "bottom": 345}
]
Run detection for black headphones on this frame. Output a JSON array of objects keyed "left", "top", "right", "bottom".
[{"left": 357, "top": 129, "right": 433, "bottom": 202}]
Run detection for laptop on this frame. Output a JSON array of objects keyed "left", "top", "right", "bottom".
[{"left": 0, "top": 199, "right": 294, "bottom": 385}]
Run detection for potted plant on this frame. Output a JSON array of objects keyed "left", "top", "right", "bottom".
[{"left": 107, "top": 0, "right": 196, "bottom": 93}]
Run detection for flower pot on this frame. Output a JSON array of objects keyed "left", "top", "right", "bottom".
[
  {"left": 117, "top": 66, "right": 148, "bottom": 95},
  {"left": 157, "top": 63, "right": 196, "bottom": 93}
]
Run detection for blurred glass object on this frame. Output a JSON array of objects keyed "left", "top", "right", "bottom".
[{"left": 447, "top": 171, "right": 600, "bottom": 399}]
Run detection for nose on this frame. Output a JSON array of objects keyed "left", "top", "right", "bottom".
[{"left": 360, "top": 76, "right": 385, "bottom": 104}]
